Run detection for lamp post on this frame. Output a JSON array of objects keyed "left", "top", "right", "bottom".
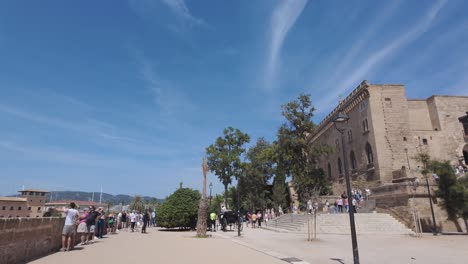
[
  {"left": 237, "top": 176, "right": 241, "bottom": 237},
  {"left": 209, "top": 182, "right": 213, "bottom": 207},
  {"left": 333, "top": 112, "right": 360, "bottom": 264}
]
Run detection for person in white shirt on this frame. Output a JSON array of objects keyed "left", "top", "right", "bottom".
[
  {"left": 61, "top": 202, "right": 79, "bottom": 251},
  {"left": 130, "top": 211, "right": 137, "bottom": 232}
]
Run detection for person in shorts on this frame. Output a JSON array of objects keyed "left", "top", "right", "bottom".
[
  {"left": 77, "top": 208, "right": 89, "bottom": 245},
  {"left": 61, "top": 202, "right": 79, "bottom": 251},
  {"left": 86, "top": 206, "right": 100, "bottom": 243}
]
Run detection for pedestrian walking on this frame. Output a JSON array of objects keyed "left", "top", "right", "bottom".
[{"left": 142, "top": 210, "right": 149, "bottom": 233}]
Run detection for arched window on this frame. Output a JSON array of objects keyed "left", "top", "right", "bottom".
[
  {"left": 338, "top": 158, "right": 343, "bottom": 175},
  {"left": 327, "top": 163, "right": 332, "bottom": 179},
  {"left": 362, "top": 118, "right": 369, "bottom": 132},
  {"left": 350, "top": 151, "right": 357, "bottom": 170},
  {"left": 366, "top": 143, "right": 374, "bottom": 164},
  {"left": 347, "top": 130, "right": 353, "bottom": 142}
]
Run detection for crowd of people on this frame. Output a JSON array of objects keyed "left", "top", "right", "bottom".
[{"left": 60, "top": 202, "right": 157, "bottom": 252}]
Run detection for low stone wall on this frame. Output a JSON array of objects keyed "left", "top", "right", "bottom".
[
  {"left": 0, "top": 217, "right": 64, "bottom": 264},
  {"left": 371, "top": 183, "right": 467, "bottom": 233}
]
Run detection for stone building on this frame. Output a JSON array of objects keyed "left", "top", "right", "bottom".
[
  {"left": 310, "top": 80, "right": 468, "bottom": 191},
  {"left": 309, "top": 80, "right": 468, "bottom": 232},
  {"left": 0, "top": 197, "right": 28, "bottom": 218},
  {"left": 18, "top": 189, "right": 49, "bottom": 218}
]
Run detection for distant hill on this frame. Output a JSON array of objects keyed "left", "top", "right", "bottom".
[{"left": 46, "top": 191, "right": 163, "bottom": 205}]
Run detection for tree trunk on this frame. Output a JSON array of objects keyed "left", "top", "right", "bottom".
[
  {"left": 224, "top": 184, "right": 228, "bottom": 210},
  {"left": 196, "top": 158, "right": 209, "bottom": 237},
  {"left": 196, "top": 198, "right": 208, "bottom": 237},
  {"left": 464, "top": 217, "right": 468, "bottom": 234}
]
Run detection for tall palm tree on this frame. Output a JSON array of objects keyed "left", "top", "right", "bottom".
[{"left": 130, "top": 195, "right": 145, "bottom": 212}]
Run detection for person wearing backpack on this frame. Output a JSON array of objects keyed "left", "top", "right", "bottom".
[{"left": 61, "top": 202, "right": 79, "bottom": 251}]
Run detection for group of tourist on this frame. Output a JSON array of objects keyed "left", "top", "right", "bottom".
[
  {"left": 243, "top": 207, "right": 284, "bottom": 228},
  {"left": 60, "top": 202, "right": 157, "bottom": 252}
]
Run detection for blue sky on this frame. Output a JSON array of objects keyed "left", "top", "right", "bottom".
[{"left": 1, "top": 0, "right": 467, "bottom": 197}]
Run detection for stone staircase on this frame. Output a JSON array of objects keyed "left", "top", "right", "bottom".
[{"left": 265, "top": 213, "right": 414, "bottom": 235}]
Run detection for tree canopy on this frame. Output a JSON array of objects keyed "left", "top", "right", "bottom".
[
  {"left": 206, "top": 127, "right": 250, "bottom": 206},
  {"left": 277, "top": 94, "right": 332, "bottom": 202},
  {"left": 157, "top": 188, "right": 200, "bottom": 229}
]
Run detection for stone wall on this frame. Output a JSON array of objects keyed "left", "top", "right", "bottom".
[
  {"left": 0, "top": 217, "right": 64, "bottom": 264},
  {"left": 372, "top": 183, "right": 467, "bottom": 233}
]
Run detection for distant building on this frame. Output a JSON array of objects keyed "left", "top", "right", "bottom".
[
  {"left": 0, "top": 197, "right": 28, "bottom": 218},
  {"left": 18, "top": 189, "right": 49, "bottom": 217}
]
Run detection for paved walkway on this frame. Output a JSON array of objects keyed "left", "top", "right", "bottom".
[
  {"left": 214, "top": 224, "right": 468, "bottom": 264},
  {"left": 30, "top": 228, "right": 284, "bottom": 264},
  {"left": 31, "top": 225, "right": 468, "bottom": 264}
]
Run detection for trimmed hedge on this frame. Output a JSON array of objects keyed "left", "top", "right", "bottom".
[{"left": 157, "top": 188, "right": 200, "bottom": 229}]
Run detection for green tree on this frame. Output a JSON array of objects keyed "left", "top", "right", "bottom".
[
  {"left": 158, "top": 188, "right": 201, "bottom": 229},
  {"left": 129, "top": 195, "right": 145, "bottom": 212},
  {"left": 277, "top": 94, "right": 332, "bottom": 203},
  {"left": 206, "top": 127, "right": 250, "bottom": 206},
  {"left": 271, "top": 173, "right": 288, "bottom": 209},
  {"left": 240, "top": 138, "right": 276, "bottom": 211},
  {"left": 430, "top": 160, "right": 468, "bottom": 231}
]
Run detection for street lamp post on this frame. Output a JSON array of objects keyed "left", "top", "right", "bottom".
[
  {"left": 333, "top": 112, "right": 360, "bottom": 264},
  {"left": 237, "top": 177, "right": 241, "bottom": 237},
  {"left": 209, "top": 182, "right": 213, "bottom": 207}
]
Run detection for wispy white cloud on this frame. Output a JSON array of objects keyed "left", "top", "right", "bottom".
[
  {"left": 264, "top": 0, "right": 308, "bottom": 91},
  {"left": 133, "top": 49, "right": 196, "bottom": 117},
  {"left": 161, "top": 0, "right": 204, "bottom": 26},
  {"left": 314, "top": 0, "right": 448, "bottom": 113}
]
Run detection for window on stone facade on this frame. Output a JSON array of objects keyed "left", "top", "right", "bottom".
[
  {"left": 38, "top": 207, "right": 41, "bottom": 211},
  {"left": 403, "top": 137, "right": 407, "bottom": 141},
  {"left": 327, "top": 163, "right": 332, "bottom": 179},
  {"left": 422, "top": 138, "right": 428, "bottom": 145},
  {"left": 347, "top": 130, "right": 352, "bottom": 142},
  {"left": 350, "top": 151, "right": 357, "bottom": 170},
  {"left": 29, "top": 192, "right": 34, "bottom": 195},
  {"left": 362, "top": 119, "right": 369, "bottom": 132},
  {"left": 18, "top": 207, "right": 22, "bottom": 210},
  {"left": 338, "top": 158, "right": 343, "bottom": 175},
  {"left": 2, "top": 206, "right": 5, "bottom": 210},
  {"left": 366, "top": 143, "right": 374, "bottom": 164},
  {"left": 10, "top": 206, "right": 14, "bottom": 210},
  {"left": 28, "top": 207, "right": 31, "bottom": 211}
]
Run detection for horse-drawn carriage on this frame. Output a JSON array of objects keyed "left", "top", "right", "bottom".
[{"left": 218, "top": 210, "right": 243, "bottom": 232}]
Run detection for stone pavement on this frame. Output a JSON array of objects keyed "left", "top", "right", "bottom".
[
  {"left": 213, "top": 224, "right": 468, "bottom": 264},
  {"left": 30, "top": 225, "right": 468, "bottom": 264},
  {"left": 30, "top": 228, "right": 285, "bottom": 264}
]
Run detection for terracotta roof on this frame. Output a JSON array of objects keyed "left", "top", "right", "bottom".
[
  {"left": 18, "top": 189, "right": 49, "bottom": 193},
  {"left": 0, "top": 196, "right": 27, "bottom": 202}
]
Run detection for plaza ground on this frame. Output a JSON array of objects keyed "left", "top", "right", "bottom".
[{"left": 31, "top": 225, "right": 468, "bottom": 264}]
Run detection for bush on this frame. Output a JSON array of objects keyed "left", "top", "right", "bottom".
[{"left": 157, "top": 188, "right": 200, "bottom": 229}]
